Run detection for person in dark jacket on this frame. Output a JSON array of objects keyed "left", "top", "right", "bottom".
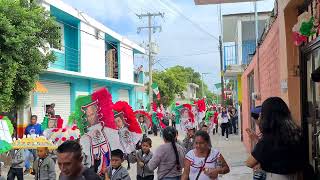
[{"left": 57, "top": 141, "right": 101, "bottom": 180}]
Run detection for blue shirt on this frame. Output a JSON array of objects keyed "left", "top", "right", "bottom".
[{"left": 24, "top": 124, "right": 43, "bottom": 135}]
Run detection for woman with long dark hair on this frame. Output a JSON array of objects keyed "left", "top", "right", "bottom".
[
  {"left": 246, "top": 97, "right": 306, "bottom": 180},
  {"left": 148, "top": 126, "right": 185, "bottom": 180},
  {"left": 182, "top": 130, "right": 230, "bottom": 180}
]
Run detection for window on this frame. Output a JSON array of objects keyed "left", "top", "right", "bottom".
[{"left": 51, "top": 22, "right": 64, "bottom": 52}]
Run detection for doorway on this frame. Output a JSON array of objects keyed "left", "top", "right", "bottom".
[{"left": 301, "top": 41, "right": 320, "bottom": 176}]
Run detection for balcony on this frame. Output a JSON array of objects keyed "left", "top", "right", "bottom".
[
  {"left": 50, "top": 46, "right": 80, "bottom": 72},
  {"left": 223, "top": 41, "right": 256, "bottom": 77}
]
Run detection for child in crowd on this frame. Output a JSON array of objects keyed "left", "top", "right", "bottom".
[
  {"left": 138, "top": 116, "right": 148, "bottom": 139},
  {"left": 131, "top": 138, "right": 154, "bottom": 180},
  {"left": 32, "top": 147, "right": 56, "bottom": 180},
  {"left": 105, "top": 149, "right": 131, "bottom": 180},
  {"left": 201, "top": 124, "right": 209, "bottom": 133},
  {"left": 7, "top": 149, "right": 25, "bottom": 180}
]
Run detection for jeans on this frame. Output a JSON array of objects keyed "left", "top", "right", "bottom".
[
  {"left": 231, "top": 118, "right": 238, "bottom": 134},
  {"left": 25, "top": 149, "right": 36, "bottom": 169},
  {"left": 7, "top": 168, "right": 23, "bottom": 180},
  {"left": 221, "top": 123, "right": 229, "bottom": 138}
]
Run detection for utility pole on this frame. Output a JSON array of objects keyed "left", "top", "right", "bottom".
[
  {"left": 219, "top": 36, "right": 225, "bottom": 106},
  {"left": 137, "top": 12, "right": 164, "bottom": 112}
]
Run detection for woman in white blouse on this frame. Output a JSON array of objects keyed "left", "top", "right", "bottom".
[{"left": 181, "top": 131, "right": 230, "bottom": 180}]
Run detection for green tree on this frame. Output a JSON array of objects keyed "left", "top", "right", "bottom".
[
  {"left": 0, "top": 0, "right": 61, "bottom": 112},
  {"left": 152, "top": 68, "right": 188, "bottom": 106},
  {"left": 151, "top": 65, "right": 216, "bottom": 106}
]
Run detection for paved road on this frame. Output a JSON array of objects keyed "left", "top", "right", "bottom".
[{"left": 0, "top": 131, "right": 252, "bottom": 180}]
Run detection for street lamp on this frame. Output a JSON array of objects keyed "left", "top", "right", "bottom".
[{"left": 201, "top": 72, "right": 210, "bottom": 98}]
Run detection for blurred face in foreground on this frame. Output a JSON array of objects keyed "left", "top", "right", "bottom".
[
  {"left": 194, "top": 136, "right": 210, "bottom": 153},
  {"left": 58, "top": 152, "right": 83, "bottom": 177}
]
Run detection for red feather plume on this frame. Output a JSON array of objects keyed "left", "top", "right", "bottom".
[
  {"left": 152, "top": 102, "right": 157, "bottom": 112},
  {"left": 157, "top": 112, "right": 166, "bottom": 129},
  {"left": 194, "top": 99, "right": 206, "bottom": 112},
  {"left": 92, "top": 88, "right": 116, "bottom": 129},
  {"left": 113, "top": 101, "right": 142, "bottom": 134},
  {"left": 182, "top": 104, "right": 195, "bottom": 123}
]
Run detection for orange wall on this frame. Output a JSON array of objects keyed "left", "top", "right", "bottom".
[{"left": 241, "top": 18, "right": 281, "bottom": 152}]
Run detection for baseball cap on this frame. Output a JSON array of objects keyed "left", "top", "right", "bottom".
[{"left": 250, "top": 106, "right": 261, "bottom": 120}]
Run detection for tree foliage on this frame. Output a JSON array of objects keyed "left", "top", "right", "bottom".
[
  {"left": 152, "top": 66, "right": 215, "bottom": 106},
  {"left": 0, "top": 0, "right": 61, "bottom": 112}
]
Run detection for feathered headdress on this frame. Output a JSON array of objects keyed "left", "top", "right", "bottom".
[
  {"left": 74, "top": 88, "right": 115, "bottom": 135},
  {"left": 173, "top": 104, "right": 195, "bottom": 124},
  {"left": 113, "top": 101, "right": 142, "bottom": 134},
  {"left": 134, "top": 110, "right": 152, "bottom": 128},
  {"left": 194, "top": 99, "right": 206, "bottom": 112}
]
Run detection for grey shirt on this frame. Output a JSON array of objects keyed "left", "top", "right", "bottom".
[
  {"left": 33, "top": 157, "right": 56, "bottom": 180},
  {"left": 9, "top": 150, "right": 25, "bottom": 169},
  {"left": 107, "top": 166, "right": 131, "bottom": 180},
  {"left": 130, "top": 150, "right": 154, "bottom": 177},
  {"left": 148, "top": 143, "right": 185, "bottom": 179}
]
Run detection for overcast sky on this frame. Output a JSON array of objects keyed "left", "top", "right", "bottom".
[{"left": 62, "top": 0, "right": 275, "bottom": 91}]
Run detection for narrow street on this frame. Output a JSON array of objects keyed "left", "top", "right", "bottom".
[{"left": 1, "top": 132, "right": 252, "bottom": 180}]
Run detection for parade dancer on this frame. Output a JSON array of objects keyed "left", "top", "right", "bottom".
[
  {"left": 74, "top": 88, "right": 116, "bottom": 176},
  {"left": 113, "top": 101, "right": 143, "bottom": 170}
]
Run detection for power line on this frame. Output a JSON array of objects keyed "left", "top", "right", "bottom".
[
  {"left": 158, "top": 0, "right": 220, "bottom": 42},
  {"left": 156, "top": 61, "right": 167, "bottom": 71}
]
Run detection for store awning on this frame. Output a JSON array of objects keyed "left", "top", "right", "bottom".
[{"left": 34, "top": 81, "right": 48, "bottom": 93}]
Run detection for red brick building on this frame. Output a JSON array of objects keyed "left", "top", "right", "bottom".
[{"left": 241, "top": 18, "right": 281, "bottom": 150}]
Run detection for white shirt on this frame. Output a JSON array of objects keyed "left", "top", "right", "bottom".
[
  {"left": 186, "top": 149, "right": 221, "bottom": 180},
  {"left": 218, "top": 113, "right": 230, "bottom": 124}
]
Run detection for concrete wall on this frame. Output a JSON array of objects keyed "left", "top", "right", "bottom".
[
  {"left": 119, "top": 43, "right": 134, "bottom": 83},
  {"left": 80, "top": 22, "right": 106, "bottom": 78},
  {"left": 241, "top": 18, "right": 281, "bottom": 151}
]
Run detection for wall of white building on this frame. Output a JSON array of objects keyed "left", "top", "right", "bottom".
[
  {"left": 80, "top": 22, "right": 106, "bottom": 78},
  {"left": 119, "top": 43, "right": 134, "bottom": 83}
]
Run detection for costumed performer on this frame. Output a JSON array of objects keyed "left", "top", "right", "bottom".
[
  {"left": 74, "top": 88, "right": 119, "bottom": 176},
  {"left": 113, "top": 101, "right": 143, "bottom": 169},
  {"left": 174, "top": 104, "right": 195, "bottom": 132}
]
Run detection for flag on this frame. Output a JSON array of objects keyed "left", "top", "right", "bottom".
[
  {"left": 214, "top": 83, "right": 222, "bottom": 89},
  {"left": 152, "top": 83, "right": 161, "bottom": 100}
]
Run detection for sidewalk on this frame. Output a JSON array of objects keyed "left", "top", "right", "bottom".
[{"left": 212, "top": 133, "right": 253, "bottom": 180}]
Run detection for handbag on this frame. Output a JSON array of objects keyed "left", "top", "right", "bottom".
[{"left": 195, "top": 149, "right": 211, "bottom": 180}]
